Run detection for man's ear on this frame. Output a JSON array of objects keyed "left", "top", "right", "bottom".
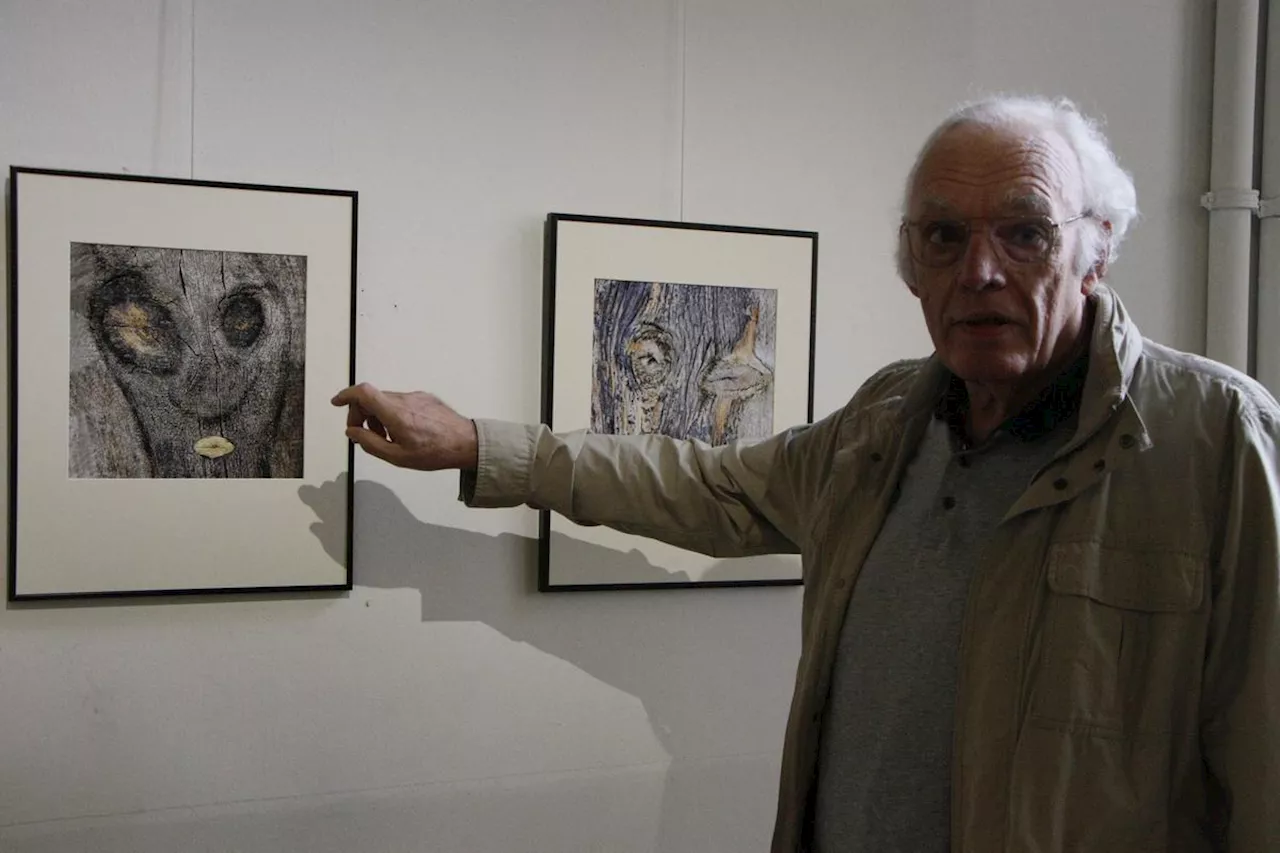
[
  {"left": 1081, "top": 219, "right": 1112, "bottom": 294},
  {"left": 899, "top": 228, "right": 921, "bottom": 297}
]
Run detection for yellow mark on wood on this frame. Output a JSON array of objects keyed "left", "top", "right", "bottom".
[{"left": 194, "top": 436, "right": 235, "bottom": 458}]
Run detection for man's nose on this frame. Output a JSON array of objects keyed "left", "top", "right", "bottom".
[{"left": 955, "top": 226, "right": 1005, "bottom": 290}]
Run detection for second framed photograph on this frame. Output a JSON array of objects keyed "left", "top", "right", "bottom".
[
  {"left": 8, "top": 166, "right": 356, "bottom": 601},
  {"left": 541, "top": 213, "right": 817, "bottom": 591}
]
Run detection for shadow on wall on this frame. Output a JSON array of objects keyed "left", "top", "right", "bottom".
[{"left": 299, "top": 472, "right": 803, "bottom": 852}]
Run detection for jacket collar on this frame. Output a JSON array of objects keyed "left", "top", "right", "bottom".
[{"left": 1076, "top": 282, "right": 1143, "bottom": 439}]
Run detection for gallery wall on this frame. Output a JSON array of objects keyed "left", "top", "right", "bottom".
[{"left": 0, "top": 1, "right": 1213, "bottom": 851}]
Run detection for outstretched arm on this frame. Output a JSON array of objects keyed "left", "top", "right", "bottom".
[
  {"left": 461, "top": 417, "right": 839, "bottom": 558},
  {"left": 331, "top": 382, "right": 844, "bottom": 559}
]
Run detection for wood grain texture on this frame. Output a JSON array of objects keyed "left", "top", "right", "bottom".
[
  {"left": 68, "top": 242, "right": 307, "bottom": 479},
  {"left": 590, "top": 279, "right": 776, "bottom": 445}
]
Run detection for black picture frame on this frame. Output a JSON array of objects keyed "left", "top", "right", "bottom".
[
  {"left": 7, "top": 166, "right": 357, "bottom": 601},
  {"left": 539, "top": 212, "right": 818, "bottom": 592}
]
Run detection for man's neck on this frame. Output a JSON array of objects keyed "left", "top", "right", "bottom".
[{"left": 965, "top": 381, "right": 1037, "bottom": 444}]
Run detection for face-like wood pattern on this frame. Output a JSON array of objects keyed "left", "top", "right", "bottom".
[
  {"left": 591, "top": 279, "right": 776, "bottom": 446},
  {"left": 69, "top": 242, "right": 307, "bottom": 479}
]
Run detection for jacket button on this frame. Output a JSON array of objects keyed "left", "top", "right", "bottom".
[
  {"left": 1053, "top": 477, "right": 1069, "bottom": 490},
  {"left": 942, "top": 496, "right": 957, "bottom": 509},
  {"left": 870, "top": 452, "right": 883, "bottom": 463},
  {"left": 835, "top": 578, "right": 847, "bottom": 589},
  {"left": 1093, "top": 459, "right": 1106, "bottom": 472},
  {"left": 1119, "top": 434, "right": 1136, "bottom": 449}
]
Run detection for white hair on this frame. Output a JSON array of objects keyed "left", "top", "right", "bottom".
[{"left": 896, "top": 94, "right": 1139, "bottom": 284}]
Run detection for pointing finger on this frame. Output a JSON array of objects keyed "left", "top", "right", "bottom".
[
  {"left": 330, "top": 385, "right": 361, "bottom": 406},
  {"left": 333, "top": 383, "right": 395, "bottom": 424}
]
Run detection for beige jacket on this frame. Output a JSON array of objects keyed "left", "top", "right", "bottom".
[{"left": 464, "top": 285, "right": 1280, "bottom": 852}]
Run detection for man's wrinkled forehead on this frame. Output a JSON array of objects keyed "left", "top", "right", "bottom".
[{"left": 908, "top": 124, "right": 1080, "bottom": 216}]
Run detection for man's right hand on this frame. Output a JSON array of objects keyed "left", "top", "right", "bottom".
[{"left": 330, "top": 383, "right": 480, "bottom": 471}]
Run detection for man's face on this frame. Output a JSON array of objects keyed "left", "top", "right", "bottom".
[{"left": 904, "top": 123, "right": 1099, "bottom": 386}]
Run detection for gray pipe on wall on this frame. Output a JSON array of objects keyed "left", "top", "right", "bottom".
[
  {"left": 1203, "top": 0, "right": 1259, "bottom": 373},
  {"left": 1258, "top": 3, "right": 1280, "bottom": 393}
]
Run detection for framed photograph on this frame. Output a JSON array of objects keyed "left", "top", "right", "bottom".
[
  {"left": 8, "top": 166, "right": 356, "bottom": 600},
  {"left": 540, "top": 213, "right": 817, "bottom": 591}
]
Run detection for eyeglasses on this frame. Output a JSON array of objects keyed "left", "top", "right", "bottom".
[{"left": 900, "top": 211, "right": 1092, "bottom": 268}]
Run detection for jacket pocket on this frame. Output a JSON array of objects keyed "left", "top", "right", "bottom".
[{"left": 1027, "top": 541, "right": 1206, "bottom": 736}]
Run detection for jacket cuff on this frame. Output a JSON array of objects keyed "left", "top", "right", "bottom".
[{"left": 458, "top": 418, "right": 536, "bottom": 508}]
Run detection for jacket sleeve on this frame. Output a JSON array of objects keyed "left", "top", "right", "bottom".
[
  {"left": 1200, "top": 398, "right": 1280, "bottom": 851},
  {"left": 457, "top": 408, "right": 846, "bottom": 559}
]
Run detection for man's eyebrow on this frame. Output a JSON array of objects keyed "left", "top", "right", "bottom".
[
  {"left": 916, "top": 196, "right": 956, "bottom": 215},
  {"left": 912, "top": 193, "right": 1055, "bottom": 217},
  {"left": 1003, "top": 193, "right": 1053, "bottom": 215}
]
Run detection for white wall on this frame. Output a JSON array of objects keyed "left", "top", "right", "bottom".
[{"left": 0, "top": 1, "right": 1212, "bottom": 851}]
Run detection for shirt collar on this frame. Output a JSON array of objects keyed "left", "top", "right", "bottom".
[{"left": 933, "top": 348, "right": 1091, "bottom": 445}]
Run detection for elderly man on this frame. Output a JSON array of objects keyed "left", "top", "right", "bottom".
[{"left": 333, "top": 96, "right": 1280, "bottom": 851}]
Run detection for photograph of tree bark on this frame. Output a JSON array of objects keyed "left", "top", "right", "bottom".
[
  {"left": 68, "top": 242, "right": 307, "bottom": 479},
  {"left": 591, "top": 278, "right": 777, "bottom": 446}
]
